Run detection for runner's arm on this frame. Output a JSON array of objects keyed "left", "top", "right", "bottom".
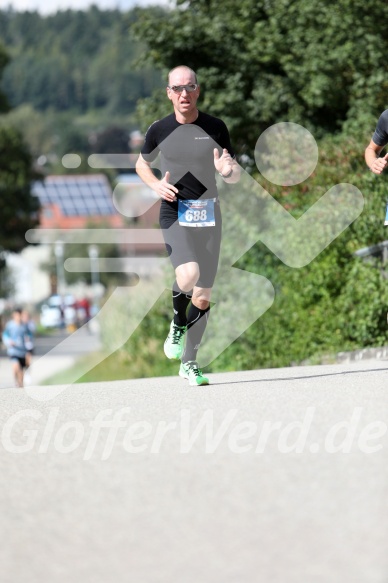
[
  {"left": 214, "top": 148, "right": 241, "bottom": 183},
  {"left": 136, "top": 154, "right": 178, "bottom": 202},
  {"left": 2, "top": 327, "right": 13, "bottom": 347},
  {"left": 365, "top": 140, "right": 388, "bottom": 174}
]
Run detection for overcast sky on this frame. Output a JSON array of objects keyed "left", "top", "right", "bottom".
[{"left": 1, "top": 0, "right": 170, "bottom": 14}]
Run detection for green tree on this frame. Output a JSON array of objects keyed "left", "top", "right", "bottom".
[
  {"left": 128, "top": 0, "right": 388, "bottom": 371},
  {"left": 0, "top": 40, "right": 40, "bottom": 256},
  {"left": 133, "top": 0, "right": 388, "bottom": 152},
  {"left": 62, "top": 240, "right": 127, "bottom": 289},
  {"left": 215, "top": 128, "right": 388, "bottom": 370},
  {"left": 0, "top": 41, "right": 39, "bottom": 297},
  {"left": 41, "top": 223, "right": 129, "bottom": 289},
  {"left": 0, "top": 124, "right": 40, "bottom": 253},
  {"left": 0, "top": 42, "right": 9, "bottom": 113},
  {"left": 89, "top": 126, "right": 130, "bottom": 155},
  {"left": 0, "top": 7, "right": 163, "bottom": 115},
  {"left": 0, "top": 104, "right": 55, "bottom": 159}
]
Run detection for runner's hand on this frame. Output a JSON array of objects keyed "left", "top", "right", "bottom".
[
  {"left": 153, "top": 171, "right": 178, "bottom": 202},
  {"left": 214, "top": 148, "right": 233, "bottom": 176},
  {"left": 370, "top": 153, "right": 388, "bottom": 175}
]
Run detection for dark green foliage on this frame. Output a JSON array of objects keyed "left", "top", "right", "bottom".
[
  {"left": 0, "top": 42, "right": 10, "bottom": 113},
  {"left": 0, "top": 39, "right": 39, "bottom": 298},
  {"left": 0, "top": 7, "right": 163, "bottom": 173},
  {"left": 0, "top": 7, "right": 163, "bottom": 115},
  {"left": 134, "top": 0, "right": 388, "bottom": 153},
  {"left": 89, "top": 126, "right": 130, "bottom": 155},
  {"left": 0, "top": 124, "right": 40, "bottom": 253},
  {"left": 125, "top": 0, "right": 388, "bottom": 371},
  {"left": 98, "top": 129, "right": 388, "bottom": 376},
  {"left": 214, "top": 130, "right": 388, "bottom": 369},
  {"left": 41, "top": 224, "right": 128, "bottom": 289}
]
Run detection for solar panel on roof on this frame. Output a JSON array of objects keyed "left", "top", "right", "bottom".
[
  {"left": 32, "top": 175, "right": 117, "bottom": 218},
  {"left": 56, "top": 185, "right": 69, "bottom": 198},
  {"left": 62, "top": 200, "right": 76, "bottom": 210}
]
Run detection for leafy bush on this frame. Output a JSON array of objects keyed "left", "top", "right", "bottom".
[{"left": 95, "top": 128, "right": 388, "bottom": 378}]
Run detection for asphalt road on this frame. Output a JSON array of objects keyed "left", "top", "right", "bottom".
[{"left": 0, "top": 359, "right": 387, "bottom": 583}]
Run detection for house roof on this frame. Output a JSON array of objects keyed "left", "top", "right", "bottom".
[{"left": 32, "top": 174, "right": 117, "bottom": 217}]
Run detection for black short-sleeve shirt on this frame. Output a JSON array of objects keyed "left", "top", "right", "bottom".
[
  {"left": 372, "top": 109, "right": 388, "bottom": 147},
  {"left": 141, "top": 111, "right": 235, "bottom": 201}
]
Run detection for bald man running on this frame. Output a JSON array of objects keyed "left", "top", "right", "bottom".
[{"left": 136, "top": 65, "right": 240, "bottom": 386}]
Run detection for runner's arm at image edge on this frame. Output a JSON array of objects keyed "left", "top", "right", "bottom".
[{"left": 365, "top": 139, "right": 388, "bottom": 174}]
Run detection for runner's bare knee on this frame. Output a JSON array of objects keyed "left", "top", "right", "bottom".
[
  {"left": 176, "top": 262, "right": 199, "bottom": 292},
  {"left": 192, "top": 288, "right": 211, "bottom": 310}
]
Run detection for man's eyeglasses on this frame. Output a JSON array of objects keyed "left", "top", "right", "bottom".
[{"left": 168, "top": 84, "right": 198, "bottom": 94}]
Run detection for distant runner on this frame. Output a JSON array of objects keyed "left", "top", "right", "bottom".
[{"left": 2, "top": 307, "right": 33, "bottom": 388}]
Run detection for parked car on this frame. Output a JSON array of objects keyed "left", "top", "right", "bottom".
[
  {"left": 39, "top": 294, "right": 76, "bottom": 328},
  {"left": 40, "top": 303, "right": 62, "bottom": 328}
]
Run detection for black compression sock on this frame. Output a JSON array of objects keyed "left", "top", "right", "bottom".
[
  {"left": 172, "top": 281, "right": 192, "bottom": 327},
  {"left": 182, "top": 303, "right": 210, "bottom": 363}
]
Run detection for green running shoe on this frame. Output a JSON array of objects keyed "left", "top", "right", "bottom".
[
  {"left": 164, "top": 320, "right": 187, "bottom": 360},
  {"left": 179, "top": 360, "right": 209, "bottom": 386}
]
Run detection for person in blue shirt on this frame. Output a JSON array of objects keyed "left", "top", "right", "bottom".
[
  {"left": 21, "top": 309, "right": 35, "bottom": 368},
  {"left": 2, "top": 307, "right": 33, "bottom": 388}
]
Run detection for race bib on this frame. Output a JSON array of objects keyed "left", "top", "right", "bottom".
[{"left": 178, "top": 198, "right": 216, "bottom": 227}]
